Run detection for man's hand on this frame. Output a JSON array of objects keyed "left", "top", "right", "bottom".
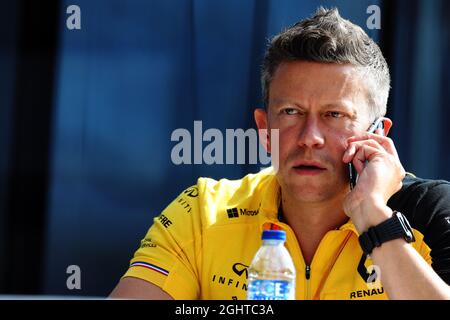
[
  {"left": 340, "top": 131, "right": 450, "bottom": 300},
  {"left": 341, "top": 129, "right": 406, "bottom": 233}
]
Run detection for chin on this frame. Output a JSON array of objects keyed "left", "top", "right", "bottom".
[
  {"left": 285, "top": 179, "right": 347, "bottom": 203},
  {"left": 291, "top": 186, "right": 330, "bottom": 202}
]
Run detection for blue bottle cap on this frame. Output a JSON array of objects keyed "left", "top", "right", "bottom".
[{"left": 262, "top": 230, "right": 286, "bottom": 241}]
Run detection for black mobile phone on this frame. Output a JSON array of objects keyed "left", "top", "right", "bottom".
[{"left": 348, "top": 117, "right": 385, "bottom": 190}]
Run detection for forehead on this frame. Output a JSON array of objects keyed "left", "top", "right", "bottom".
[{"left": 269, "top": 61, "right": 368, "bottom": 112}]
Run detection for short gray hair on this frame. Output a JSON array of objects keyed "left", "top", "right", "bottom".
[{"left": 261, "top": 7, "right": 390, "bottom": 119}]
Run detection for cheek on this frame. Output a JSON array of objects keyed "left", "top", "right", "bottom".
[
  {"left": 277, "top": 127, "right": 298, "bottom": 154},
  {"left": 334, "top": 125, "right": 355, "bottom": 148},
  {"left": 328, "top": 133, "right": 351, "bottom": 164},
  {"left": 336, "top": 134, "right": 349, "bottom": 153}
]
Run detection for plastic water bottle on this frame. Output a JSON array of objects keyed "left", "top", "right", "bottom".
[{"left": 247, "top": 230, "right": 296, "bottom": 300}]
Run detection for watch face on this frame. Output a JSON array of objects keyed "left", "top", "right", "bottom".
[{"left": 397, "top": 212, "right": 415, "bottom": 242}]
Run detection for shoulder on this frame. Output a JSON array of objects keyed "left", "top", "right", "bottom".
[
  {"left": 389, "top": 173, "right": 450, "bottom": 284},
  {"left": 197, "top": 167, "right": 276, "bottom": 198},
  {"left": 158, "top": 167, "right": 276, "bottom": 234},
  {"left": 388, "top": 172, "right": 450, "bottom": 242},
  {"left": 388, "top": 173, "right": 450, "bottom": 215},
  {"left": 194, "top": 167, "right": 277, "bottom": 226},
  {"left": 389, "top": 172, "right": 450, "bottom": 206}
]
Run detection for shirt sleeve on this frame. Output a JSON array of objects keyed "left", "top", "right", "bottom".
[
  {"left": 121, "top": 185, "right": 202, "bottom": 299},
  {"left": 416, "top": 182, "right": 450, "bottom": 285}
]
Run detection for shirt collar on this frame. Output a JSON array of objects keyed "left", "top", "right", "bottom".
[{"left": 338, "top": 219, "right": 359, "bottom": 235}]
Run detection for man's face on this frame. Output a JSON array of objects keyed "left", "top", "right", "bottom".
[{"left": 259, "top": 60, "right": 372, "bottom": 203}]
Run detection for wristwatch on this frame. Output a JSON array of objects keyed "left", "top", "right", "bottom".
[{"left": 359, "top": 211, "right": 416, "bottom": 255}]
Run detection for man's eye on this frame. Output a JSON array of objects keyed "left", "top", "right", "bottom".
[
  {"left": 326, "top": 111, "right": 344, "bottom": 118},
  {"left": 283, "top": 108, "right": 299, "bottom": 115}
]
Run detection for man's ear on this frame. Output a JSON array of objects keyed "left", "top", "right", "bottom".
[
  {"left": 383, "top": 117, "right": 393, "bottom": 136},
  {"left": 254, "top": 108, "right": 270, "bottom": 152}
]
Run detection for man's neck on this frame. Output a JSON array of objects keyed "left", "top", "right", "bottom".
[{"left": 280, "top": 192, "right": 349, "bottom": 266}]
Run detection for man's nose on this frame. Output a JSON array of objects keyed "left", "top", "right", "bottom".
[{"left": 297, "top": 117, "right": 325, "bottom": 148}]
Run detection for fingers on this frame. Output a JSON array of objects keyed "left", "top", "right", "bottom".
[
  {"left": 347, "top": 132, "right": 398, "bottom": 158},
  {"left": 348, "top": 145, "right": 381, "bottom": 173},
  {"left": 342, "top": 139, "right": 382, "bottom": 163}
]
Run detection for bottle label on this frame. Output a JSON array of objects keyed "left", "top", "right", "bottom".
[{"left": 247, "top": 280, "right": 295, "bottom": 300}]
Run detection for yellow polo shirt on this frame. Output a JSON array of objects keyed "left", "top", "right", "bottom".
[{"left": 122, "top": 167, "right": 432, "bottom": 299}]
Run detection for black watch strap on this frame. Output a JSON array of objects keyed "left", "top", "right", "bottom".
[{"left": 359, "top": 211, "right": 415, "bottom": 255}]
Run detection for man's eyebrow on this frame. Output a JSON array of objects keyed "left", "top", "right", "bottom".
[{"left": 270, "top": 98, "right": 358, "bottom": 116}]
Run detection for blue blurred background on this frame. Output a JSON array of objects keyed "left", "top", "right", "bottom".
[{"left": 0, "top": 0, "right": 448, "bottom": 296}]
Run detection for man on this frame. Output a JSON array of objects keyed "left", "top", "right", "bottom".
[{"left": 110, "top": 8, "right": 450, "bottom": 299}]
